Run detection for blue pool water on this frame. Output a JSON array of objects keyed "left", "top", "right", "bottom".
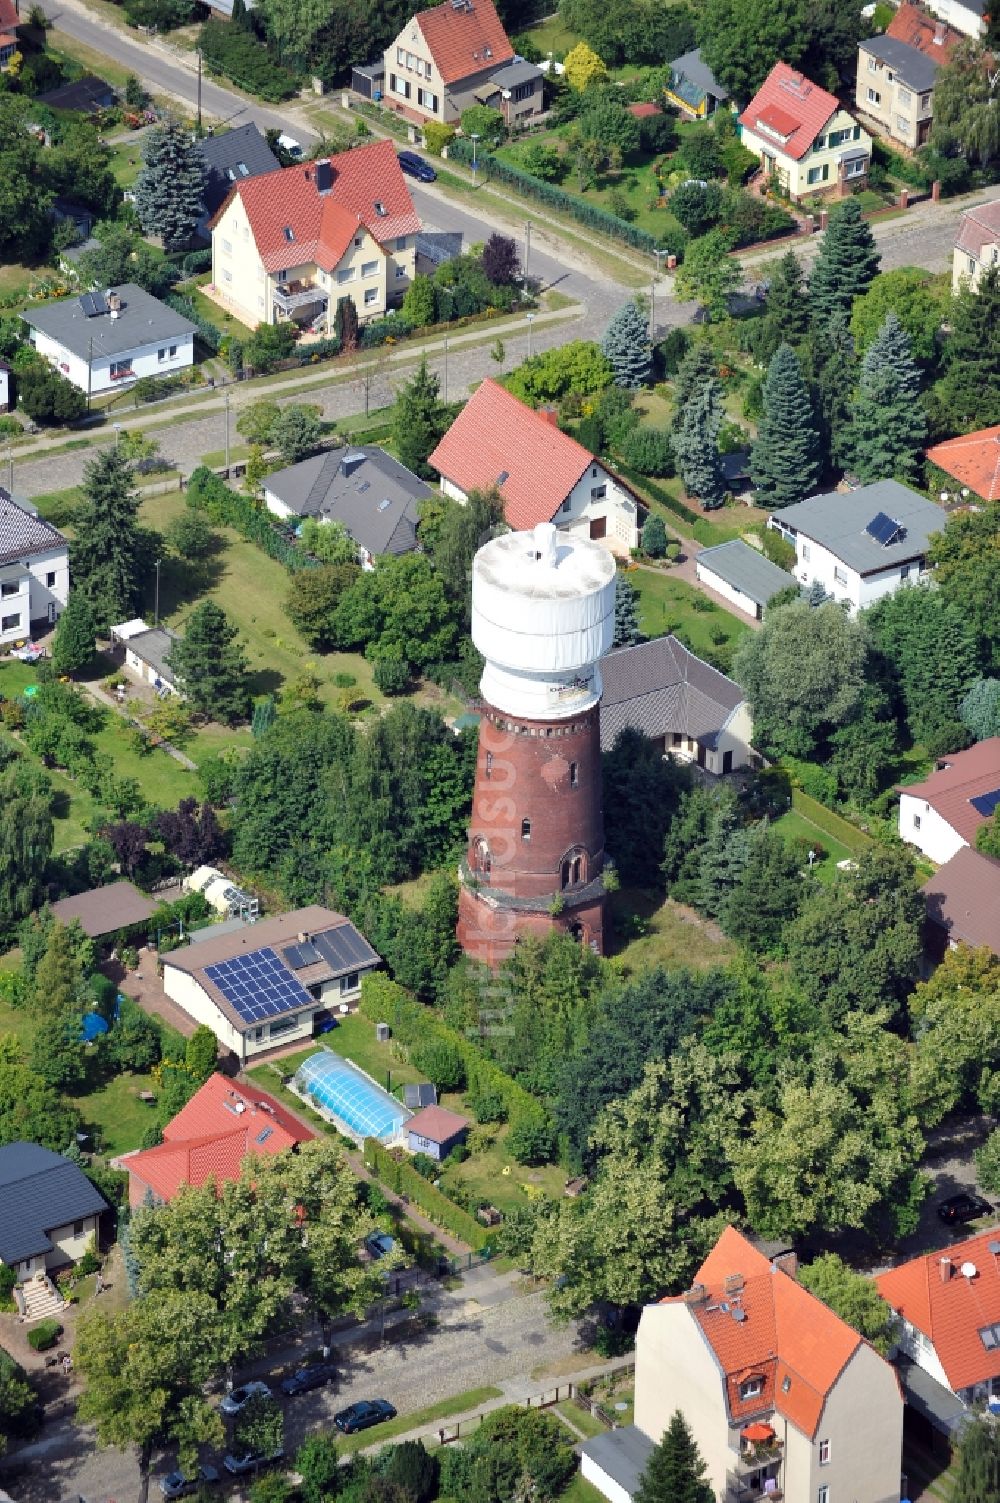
[{"left": 294, "top": 1050, "right": 410, "bottom": 1142}]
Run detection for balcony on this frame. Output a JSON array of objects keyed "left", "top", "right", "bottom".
[
  {"left": 273, "top": 280, "right": 329, "bottom": 315},
  {"left": 735, "top": 1441, "right": 783, "bottom": 1473},
  {"left": 726, "top": 1473, "right": 782, "bottom": 1503}
]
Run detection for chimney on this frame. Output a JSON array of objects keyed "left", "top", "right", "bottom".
[
  {"left": 683, "top": 1282, "right": 708, "bottom": 1305},
  {"left": 940, "top": 1257, "right": 953, "bottom": 1283},
  {"left": 771, "top": 1250, "right": 799, "bottom": 1279},
  {"left": 107, "top": 289, "right": 121, "bottom": 320},
  {"left": 538, "top": 406, "right": 559, "bottom": 428},
  {"left": 315, "top": 160, "right": 332, "bottom": 193},
  {"left": 724, "top": 1273, "right": 745, "bottom": 1295},
  {"left": 933, "top": 20, "right": 946, "bottom": 43}
]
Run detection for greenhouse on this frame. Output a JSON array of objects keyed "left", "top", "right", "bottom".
[{"left": 292, "top": 1049, "right": 411, "bottom": 1145}]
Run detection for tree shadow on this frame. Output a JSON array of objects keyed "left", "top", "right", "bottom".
[{"left": 247, "top": 667, "right": 284, "bottom": 699}]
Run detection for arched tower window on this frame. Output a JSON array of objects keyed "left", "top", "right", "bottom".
[
  {"left": 472, "top": 838, "right": 491, "bottom": 875},
  {"left": 560, "top": 847, "right": 587, "bottom": 889}
]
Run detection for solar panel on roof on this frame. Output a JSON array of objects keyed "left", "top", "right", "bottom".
[
  {"left": 204, "top": 945, "right": 313, "bottom": 1024},
  {"left": 971, "top": 788, "right": 1000, "bottom": 818},
  {"left": 92, "top": 291, "right": 107, "bottom": 315},
  {"left": 282, "top": 941, "right": 320, "bottom": 970},
  {"left": 865, "top": 511, "right": 904, "bottom": 547},
  {"left": 313, "top": 925, "right": 377, "bottom": 975},
  {"left": 79, "top": 293, "right": 97, "bottom": 316}
]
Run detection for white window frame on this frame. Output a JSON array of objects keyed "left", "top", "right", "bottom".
[
  {"left": 867, "top": 88, "right": 881, "bottom": 105},
  {"left": 818, "top": 1487, "right": 829, "bottom": 1503},
  {"left": 361, "top": 260, "right": 379, "bottom": 278},
  {"left": 819, "top": 1439, "right": 831, "bottom": 1466},
  {"left": 1, "top": 612, "right": 21, "bottom": 632},
  {"left": 740, "top": 1377, "right": 763, "bottom": 1400},
  {"left": 364, "top": 286, "right": 379, "bottom": 305}
]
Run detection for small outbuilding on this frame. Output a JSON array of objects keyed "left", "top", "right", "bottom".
[
  {"left": 110, "top": 618, "right": 181, "bottom": 695},
  {"left": 404, "top": 1104, "right": 469, "bottom": 1161},
  {"left": 664, "top": 47, "right": 729, "bottom": 118},
  {"left": 50, "top": 879, "right": 158, "bottom": 940},
  {"left": 695, "top": 538, "right": 795, "bottom": 620}
]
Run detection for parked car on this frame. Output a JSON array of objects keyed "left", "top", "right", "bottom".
[
  {"left": 398, "top": 150, "right": 436, "bottom": 182},
  {"left": 334, "top": 1399, "right": 397, "bottom": 1434},
  {"left": 223, "top": 1446, "right": 285, "bottom": 1476},
  {"left": 364, "top": 1232, "right": 396, "bottom": 1260},
  {"left": 276, "top": 133, "right": 303, "bottom": 159},
  {"left": 158, "top": 1465, "right": 221, "bottom": 1499},
  {"left": 937, "top": 1192, "right": 994, "bottom": 1227},
  {"left": 280, "top": 1362, "right": 338, "bottom": 1397},
  {"left": 219, "top": 1380, "right": 271, "bottom": 1416}
]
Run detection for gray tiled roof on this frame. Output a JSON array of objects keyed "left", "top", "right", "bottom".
[
  {"left": 198, "top": 123, "right": 280, "bottom": 218},
  {"left": 0, "top": 1142, "right": 108, "bottom": 1265},
  {"left": 668, "top": 47, "right": 728, "bottom": 105},
  {"left": 128, "top": 626, "right": 179, "bottom": 682},
  {"left": 773, "top": 480, "right": 945, "bottom": 576},
  {"left": 859, "top": 34, "right": 941, "bottom": 92},
  {"left": 0, "top": 489, "right": 67, "bottom": 567},
  {"left": 696, "top": 538, "right": 794, "bottom": 606},
  {"left": 23, "top": 284, "right": 198, "bottom": 365},
  {"left": 488, "top": 58, "right": 543, "bottom": 89},
  {"left": 264, "top": 446, "right": 431, "bottom": 557},
  {"left": 599, "top": 635, "right": 745, "bottom": 752},
  {"left": 581, "top": 1426, "right": 655, "bottom": 1495}
]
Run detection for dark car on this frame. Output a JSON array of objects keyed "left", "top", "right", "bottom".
[
  {"left": 158, "top": 1465, "right": 221, "bottom": 1499},
  {"left": 280, "top": 1362, "right": 338, "bottom": 1397},
  {"left": 223, "top": 1446, "right": 285, "bottom": 1476},
  {"left": 937, "top": 1192, "right": 993, "bottom": 1227},
  {"left": 364, "top": 1232, "right": 396, "bottom": 1260},
  {"left": 334, "top": 1398, "right": 397, "bottom": 1434},
  {"left": 398, "top": 150, "right": 437, "bottom": 183}
]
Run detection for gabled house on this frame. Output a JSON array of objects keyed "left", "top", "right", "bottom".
[
  {"left": 115, "top": 1072, "right": 314, "bottom": 1208},
  {"left": 921, "top": 845, "right": 1000, "bottom": 961},
  {"left": 599, "top": 635, "right": 755, "bottom": 774},
  {"left": 926, "top": 424, "right": 1000, "bottom": 501},
  {"left": 0, "top": 0, "right": 20, "bottom": 71},
  {"left": 34, "top": 74, "right": 116, "bottom": 111},
  {"left": 738, "top": 62, "right": 871, "bottom": 200},
  {"left": 50, "top": 880, "right": 158, "bottom": 940},
  {"left": 876, "top": 1230, "right": 1000, "bottom": 1431},
  {"left": 404, "top": 1104, "right": 469, "bottom": 1161},
  {"left": 925, "top": 0, "right": 988, "bottom": 38},
  {"left": 162, "top": 906, "right": 381, "bottom": 1063},
  {"left": 664, "top": 47, "right": 729, "bottom": 119},
  {"left": 209, "top": 139, "right": 420, "bottom": 330},
  {"left": 262, "top": 445, "right": 431, "bottom": 566},
  {"left": 856, "top": 3, "right": 962, "bottom": 150},
  {"left": 582, "top": 1226, "right": 904, "bottom": 1503},
  {"left": 110, "top": 618, "right": 181, "bottom": 695},
  {"left": 768, "top": 478, "right": 946, "bottom": 613},
  {"left": 0, "top": 488, "right": 69, "bottom": 645},
  {"left": 428, "top": 379, "right": 643, "bottom": 554},
  {"left": 897, "top": 737, "right": 1000, "bottom": 863},
  {"left": 196, "top": 122, "right": 280, "bottom": 235},
  {"left": 695, "top": 539, "right": 795, "bottom": 620},
  {"left": 23, "top": 284, "right": 197, "bottom": 395},
  {"left": 952, "top": 198, "right": 1000, "bottom": 292},
  {"left": 0, "top": 1142, "right": 108, "bottom": 1283},
  {"left": 381, "top": 0, "right": 542, "bottom": 128}
]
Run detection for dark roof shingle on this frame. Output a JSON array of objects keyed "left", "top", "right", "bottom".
[
  {"left": 922, "top": 846, "right": 1000, "bottom": 956},
  {"left": 50, "top": 880, "right": 158, "bottom": 939},
  {"left": 599, "top": 635, "right": 746, "bottom": 752},
  {"left": 264, "top": 446, "right": 431, "bottom": 556},
  {"left": 0, "top": 1143, "right": 108, "bottom": 1265},
  {"left": 0, "top": 491, "right": 66, "bottom": 567},
  {"left": 198, "top": 123, "right": 281, "bottom": 218}
]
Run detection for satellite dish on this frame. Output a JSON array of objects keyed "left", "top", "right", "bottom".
[{"left": 960, "top": 1261, "right": 978, "bottom": 1279}]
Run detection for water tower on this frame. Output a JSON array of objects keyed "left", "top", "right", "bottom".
[{"left": 457, "top": 521, "right": 616, "bottom": 968}]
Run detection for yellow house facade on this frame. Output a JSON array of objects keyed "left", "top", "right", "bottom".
[
  {"left": 209, "top": 140, "right": 420, "bottom": 332},
  {"left": 739, "top": 62, "right": 872, "bottom": 201}
]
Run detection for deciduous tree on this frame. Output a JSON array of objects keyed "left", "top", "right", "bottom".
[
  {"left": 674, "top": 230, "right": 740, "bottom": 321},
  {"left": 562, "top": 40, "right": 608, "bottom": 91},
  {"left": 0, "top": 761, "right": 54, "bottom": 938},
  {"left": 798, "top": 1252, "right": 898, "bottom": 1354},
  {"left": 481, "top": 233, "right": 520, "bottom": 286},
  {"left": 270, "top": 403, "right": 323, "bottom": 464},
  {"left": 699, "top": 0, "right": 807, "bottom": 100},
  {"left": 850, "top": 267, "right": 945, "bottom": 366}
]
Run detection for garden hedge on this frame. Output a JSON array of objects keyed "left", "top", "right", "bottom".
[
  {"left": 447, "top": 139, "right": 667, "bottom": 255},
  {"left": 186, "top": 468, "right": 320, "bottom": 574},
  {"left": 164, "top": 294, "right": 222, "bottom": 354},
  {"left": 359, "top": 974, "right": 556, "bottom": 1156},
  {"left": 27, "top": 1319, "right": 62, "bottom": 1351},
  {"left": 363, "top": 1138, "right": 491, "bottom": 1250}
]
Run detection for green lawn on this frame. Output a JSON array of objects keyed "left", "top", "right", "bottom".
[
  {"left": 436, "top": 1119, "right": 567, "bottom": 1215},
  {"left": 70, "top": 1067, "right": 160, "bottom": 1157},
  {"left": 323, "top": 1012, "right": 425, "bottom": 1095},
  {"left": 520, "top": 14, "right": 581, "bottom": 56},
  {"left": 629, "top": 567, "right": 749, "bottom": 661},
  {"left": 560, "top": 1476, "right": 610, "bottom": 1503},
  {"left": 773, "top": 809, "right": 854, "bottom": 881},
  {"left": 0, "top": 989, "right": 39, "bottom": 1050},
  {"left": 609, "top": 887, "right": 735, "bottom": 971},
  {"left": 337, "top": 1386, "right": 504, "bottom": 1455},
  {"left": 107, "top": 139, "right": 145, "bottom": 190},
  {"left": 175, "top": 279, "right": 247, "bottom": 339},
  {"left": 555, "top": 1402, "right": 607, "bottom": 1440}
]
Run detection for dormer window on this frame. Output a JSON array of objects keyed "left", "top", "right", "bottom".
[
  {"left": 374, "top": 201, "right": 388, "bottom": 217},
  {"left": 740, "top": 1375, "right": 764, "bottom": 1400},
  {"left": 283, "top": 226, "right": 295, "bottom": 242}
]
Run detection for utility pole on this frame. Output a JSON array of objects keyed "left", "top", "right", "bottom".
[
  {"left": 154, "top": 558, "right": 161, "bottom": 628},
  {"left": 470, "top": 132, "right": 480, "bottom": 179},
  {"left": 224, "top": 391, "right": 231, "bottom": 472},
  {"left": 649, "top": 281, "right": 656, "bottom": 337},
  {"left": 196, "top": 49, "right": 203, "bottom": 137},
  {"left": 443, "top": 335, "right": 449, "bottom": 402},
  {"left": 5, "top": 448, "right": 12, "bottom": 494},
  {"left": 526, "top": 312, "right": 535, "bottom": 359},
  {"left": 524, "top": 221, "right": 531, "bottom": 283},
  {"left": 87, "top": 334, "right": 93, "bottom": 412}
]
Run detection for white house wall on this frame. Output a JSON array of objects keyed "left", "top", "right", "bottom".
[
  {"left": 580, "top": 1455, "right": 633, "bottom": 1503},
  {"left": 30, "top": 326, "right": 194, "bottom": 394},
  {"left": 0, "top": 544, "right": 68, "bottom": 644},
  {"left": 162, "top": 963, "right": 359, "bottom": 1061},
  {"left": 797, "top": 1344, "right": 904, "bottom": 1503},
  {"left": 898, "top": 791, "right": 968, "bottom": 864},
  {"left": 790, "top": 531, "right": 924, "bottom": 613},
  {"left": 694, "top": 562, "right": 764, "bottom": 619},
  {"left": 894, "top": 1317, "right": 954, "bottom": 1391},
  {"left": 47, "top": 1214, "right": 100, "bottom": 1272},
  {"left": 440, "top": 465, "right": 639, "bottom": 554}
]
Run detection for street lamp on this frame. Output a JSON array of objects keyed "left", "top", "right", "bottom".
[
  {"left": 526, "top": 312, "right": 535, "bottom": 359},
  {"left": 113, "top": 422, "right": 122, "bottom": 447},
  {"left": 154, "top": 558, "right": 161, "bottom": 628},
  {"left": 5, "top": 447, "right": 11, "bottom": 494},
  {"left": 224, "top": 391, "right": 231, "bottom": 472},
  {"left": 470, "top": 133, "right": 480, "bottom": 178},
  {"left": 443, "top": 335, "right": 449, "bottom": 402},
  {"left": 524, "top": 222, "right": 532, "bottom": 283}
]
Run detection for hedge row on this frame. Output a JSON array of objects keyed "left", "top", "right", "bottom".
[
  {"left": 186, "top": 467, "right": 319, "bottom": 573},
  {"left": 164, "top": 293, "right": 222, "bottom": 354},
  {"left": 359, "top": 974, "right": 553, "bottom": 1142},
  {"left": 790, "top": 786, "right": 874, "bottom": 855},
  {"left": 363, "top": 1137, "right": 491, "bottom": 1251},
  {"left": 616, "top": 463, "right": 744, "bottom": 547},
  {"left": 447, "top": 138, "right": 664, "bottom": 254}
]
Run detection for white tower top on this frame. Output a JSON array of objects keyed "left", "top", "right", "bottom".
[{"left": 471, "top": 522, "right": 616, "bottom": 720}]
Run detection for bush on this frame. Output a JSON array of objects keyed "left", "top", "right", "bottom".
[
  {"left": 186, "top": 467, "right": 319, "bottom": 574},
  {"left": 198, "top": 17, "right": 299, "bottom": 102},
  {"left": 411, "top": 1037, "right": 466, "bottom": 1093},
  {"left": 27, "top": 1319, "right": 63, "bottom": 1351},
  {"left": 642, "top": 513, "right": 668, "bottom": 557},
  {"left": 623, "top": 426, "right": 674, "bottom": 476},
  {"left": 506, "top": 1113, "right": 556, "bottom": 1165},
  {"left": 383, "top": 1440, "right": 440, "bottom": 1503},
  {"left": 164, "top": 293, "right": 221, "bottom": 354},
  {"left": 423, "top": 121, "right": 456, "bottom": 156},
  {"left": 18, "top": 365, "right": 86, "bottom": 425},
  {"left": 364, "top": 1139, "right": 491, "bottom": 1249},
  {"left": 0, "top": 1264, "right": 16, "bottom": 1305}
]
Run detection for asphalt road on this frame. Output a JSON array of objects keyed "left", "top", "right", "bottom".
[{"left": 2, "top": 1275, "right": 584, "bottom": 1503}]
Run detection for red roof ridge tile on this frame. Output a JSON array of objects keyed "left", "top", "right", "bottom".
[
  {"left": 926, "top": 424, "right": 1000, "bottom": 503},
  {"left": 415, "top": 0, "right": 514, "bottom": 87}
]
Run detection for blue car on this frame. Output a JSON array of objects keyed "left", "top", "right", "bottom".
[{"left": 398, "top": 150, "right": 437, "bottom": 183}]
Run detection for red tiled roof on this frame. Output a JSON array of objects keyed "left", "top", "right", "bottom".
[
  {"left": 429, "top": 379, "right": 595, "bottom": 529},
  {"left": 955, "top": 198, "right": 1000, "bottom": 260},
  {"left": 221, "top": 139, "right": 421, "bottom": 275},
  {"left": 628, "top": 102, "right": 662, "bottom": 118},
  {"left": 922, "top": 846, "right": 1000, "bottom": 956},
  {"left": 739, "top": 63, "right": 841, "bottom": 161},
  {"left": 927, "top": 425, "right": 1000, "bottom": 502},
  {"left": 662, "top": 1226, "right": 867, "bottom": 1439},
  {"left": 887, "top": 2, "right": 963, "bottom": 61},
  {"left": 0, "top": 0, "right": 18, "bottom": 35},
  {"left": 406, "top": 1104, "right": 469, "bottom": 1143},
  {"left": 876, "top": 1230, "right": 1000, "bottom": 1391},
  {"left": 416, "top": 0, "right": 514, "bottom": 87},
  {"left": 898, "top": 738, "right": 1000, "bottom": 847},
  {"left": 122, "top": 1073, "right": 313, "bottom": 1203}
]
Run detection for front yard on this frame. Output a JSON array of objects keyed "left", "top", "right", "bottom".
[{"left": 629, "top": 566, "right": 749, "bottom": 664}]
